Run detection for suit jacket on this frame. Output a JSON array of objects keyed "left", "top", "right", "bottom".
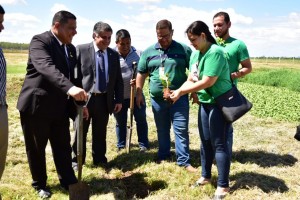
[
  {"left": 17, "top": 31, "right": 81, "bottom": 118},
  {"left": 76, "top": 42, "right": 123, "bottom": 114}
]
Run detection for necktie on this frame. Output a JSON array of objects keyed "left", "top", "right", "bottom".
[
  {"left": 97, "top": 50, "right": 106, "bottom": 92},
  {"left": 61, "top": 44, "right": 70, "bottom": 79}
]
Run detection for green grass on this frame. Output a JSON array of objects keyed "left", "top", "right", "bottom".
[
  {"left": 1, "top": 52, "right": 300, "bottom": 200},
  {"left": 239, "top": 82, "right": 300, "bottom": 122},
  {"left": 240, "top": 68, "right": 300, "bottom": 92}
]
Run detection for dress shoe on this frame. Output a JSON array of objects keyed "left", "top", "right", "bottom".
[
  {"left": 213, "top": 187, "right": 230, "bottom": 200},
  {"left": 185, "top": 165, "right": 198, "bottom": 173},
  {"left": 139, "top": 146, "right": 147, "bottom": 152},
  {"left": 37, "top": 188, "right": 51, "bottom": 199},
  {"left": 191, "top": 177, "right": 211, "bottom": 188}
]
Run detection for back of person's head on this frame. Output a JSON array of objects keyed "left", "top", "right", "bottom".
[
  {"left": 52, "top": 10, "right": 76, "bottom": 26},
  {"left": 115, "top": 29, "right": 130, "bottom": 43},
  {"left": 156, "top": 19, "right": 172, "bottom": 31},
  {"left": 93, "top": 21, "right": 112, "bottom": 35},
  {"left": 213, "top": 11, "right": 230, "bottom": 24},
  {"left": 185, "top": 21, "right": 216, "bottom": 44},
  {"left": 0, "top": 5, "right": 5, "bottom": 14}
]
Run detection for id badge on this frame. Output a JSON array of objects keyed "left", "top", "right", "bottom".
[
  {"left": 159, "top": 65, "right": 164, "bottom": 76},
  {"left": 191, "top": 63, "right": 199, "bottom": 82}
]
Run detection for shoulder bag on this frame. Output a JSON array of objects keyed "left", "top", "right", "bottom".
[{"left": 206, "top": 84, "right": 252, "bottom": 123}]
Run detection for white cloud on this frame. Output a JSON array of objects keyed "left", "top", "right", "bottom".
[
  {"left": 117, "top": 5, "right": 299, "bottom": 57},
  {"left": 1, "top": 12, "right": 41, "bottom": 43},
  {"left": 1, "top": 2, "right": 298, "bottom": 57},
  {"left": 6, "top": 12, "right": 40, "bottom": 25},
  {"left": 50, "top": 3, "right": 69, "bottom": 14}
]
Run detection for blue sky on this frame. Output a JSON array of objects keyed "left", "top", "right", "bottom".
[{"left": 0, "top": 0, "right": 300, "bottom": 57}]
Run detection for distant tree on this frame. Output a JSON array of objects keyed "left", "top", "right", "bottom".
[{"left": 0, "top": 42, "right": 29, "bottom": 50}]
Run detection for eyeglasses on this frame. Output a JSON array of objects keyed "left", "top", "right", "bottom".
[
  {"left": 157, "top": 32, "right": 172, "bottom": 40},
  {"left": 95, "top": 34, "right": 111, "bottom": 40}
]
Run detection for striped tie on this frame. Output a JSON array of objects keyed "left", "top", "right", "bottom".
[{"left": 0, "top": 48, "right": 6, "bottom": 105}]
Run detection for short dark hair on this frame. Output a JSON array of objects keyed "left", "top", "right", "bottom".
[
  {"left": 93, "top": 21, "right": 112, "bottom": 35},
  {"left": 0, "top": 5, "right": 5, "bottom": 14},
  {"left": 52, "top": 10, "right": 76, "bottom": 26},
  {"left": 213, "top": 11, "right": 230, "bottom": 24},
  {"left": 115, "top": 29, "right": 131, "bottom": 42},
  {"left": 185, "top": 21, "right": 216, "bottom": 44},
  {"left": 156, "top": 19, "right": 172, "bottom": 31}
]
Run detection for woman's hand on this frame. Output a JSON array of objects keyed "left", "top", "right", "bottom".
[{"left": 170, "top": 89, "right": 181, "bottom": 103}]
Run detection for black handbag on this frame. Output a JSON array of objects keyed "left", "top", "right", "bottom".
[
  {"left": 294, "top": 125, "right": 300, "bottom": 141},
  {"left": 206, "top": 84, "right": 252, "bottom": 123}
]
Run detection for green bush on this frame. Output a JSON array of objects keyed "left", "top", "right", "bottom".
[
  {"left": 239, "top": 82, "right": 300, "bottom": 122},
  {"left": 240, "top": 68, "right": 300, "bottom": 92}
]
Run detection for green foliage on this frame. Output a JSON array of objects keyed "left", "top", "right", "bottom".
[
  {"left": 239, "top": 82, "right": 300, "bottom": 122},
  {"left": 216, "top": 37, "right": 226, "bottom": 47},
  {"left": 240, "top": 68, "right": 300, "bottom": 92},
  {"left": 0, "top": 42, "right": 29, "bottom": 50},
  {"left": 159, "top": 73, "right": 171, "bottom": 88}
]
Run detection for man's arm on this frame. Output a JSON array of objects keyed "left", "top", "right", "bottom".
[
  {"left": 135, "top": 72, "right": 148, "bottom": 108},
  {"left": 231, "top": 58, "right": 252, "bottom": 79}
]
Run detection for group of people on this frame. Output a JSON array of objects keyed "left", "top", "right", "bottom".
[{"left": 0, "top": 4, "right": 252, "bottom": 199}]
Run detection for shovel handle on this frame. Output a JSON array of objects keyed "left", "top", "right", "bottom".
[{"left": 74, "top": 101, "right": 84, "bottom": 181}]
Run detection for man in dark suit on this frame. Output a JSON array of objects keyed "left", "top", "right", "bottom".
[
  {"left": 17, "top": 10, "right": 87, "bottom": 199},
  {"left": 71, "top": 22, "right": 123, "bottom": 168}
]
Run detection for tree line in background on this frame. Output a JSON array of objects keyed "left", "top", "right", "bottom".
[{"left": 0, "top": 42, "right": 29, "bottom": 51}]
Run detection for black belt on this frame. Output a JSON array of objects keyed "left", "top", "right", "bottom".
[{"left": 91, "top": 92, "right": 106, "bottom": 96}]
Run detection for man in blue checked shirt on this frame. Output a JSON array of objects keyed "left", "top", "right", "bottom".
[
  {"left": 113, "top": 29, "right": 149, "bottom": 152},
  {"left": 0, "top": 4, "right": 8, "bottom": 183}
]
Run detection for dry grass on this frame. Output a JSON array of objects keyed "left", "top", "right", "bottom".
[
  {"left": 0, "top": 53, "right": 300, "bottom": 200},
  {"left": 251, "top": 58, "right": 300, "bottom": 70}
]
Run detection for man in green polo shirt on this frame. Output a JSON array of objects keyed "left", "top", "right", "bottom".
[
  {"left": 213, "top": 11, "right": 252, "bottom": 158},
  {"left": 136, "top": 19, "right": 197, "bottom": 172}
]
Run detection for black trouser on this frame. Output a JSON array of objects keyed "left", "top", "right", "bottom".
[
  {"left": 72, "top": 93, "right": 109, "bottom": 165},
  {"left": 20, "top": 112, "right": 77, "bottom": 190}
]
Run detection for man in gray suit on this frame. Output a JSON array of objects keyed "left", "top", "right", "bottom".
[{"left": 72, "top": 22, "right": 123, "bottom": 169}]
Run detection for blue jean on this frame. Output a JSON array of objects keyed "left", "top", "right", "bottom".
[
  {"left": 198, "top": 103, "right": 230, "bottom": 188},
  {"left": 114, "top": 95, "right": 148, "bottom": 149},
  {"left": 227, "top": 124, "right": 233, "bottom": 160},
  {"left": 151, "top": 95, "right": 190, "bottom": 167}
]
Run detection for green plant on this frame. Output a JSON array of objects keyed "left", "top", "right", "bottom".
[
  {"left": 216, "top": 37, "right": 226, "bottom": 47},
  {"left": 159, "top": 73, "right": 171, "bottom": 89}
]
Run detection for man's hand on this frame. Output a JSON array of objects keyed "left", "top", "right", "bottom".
[
  {"left": 114, "top": 103, "right": 122, "bottom": 113},
  {"left": 83, "top": 107, "right": 89, "bottom": 120},
  {"left": 135, "top": 91, "right": 144, "bottom": 109},
  {"left": 68, "top": 86, "right": 88, "bottom": 101},
  {"left": 190, "top": 92, "right": 200, "bottom": 105},
  {"left": 130, "top": 79, "right": 136, "bottom": 86}
]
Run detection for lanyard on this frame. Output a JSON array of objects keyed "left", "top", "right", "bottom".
[{"left": 159, "top": 49, "right": 166, "bottom": 76}]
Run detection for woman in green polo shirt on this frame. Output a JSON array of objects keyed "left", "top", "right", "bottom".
[{"left": 170, "top": 20, "right": 232, "bottom": 199}]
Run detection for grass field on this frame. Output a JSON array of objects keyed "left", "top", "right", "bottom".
[{"left": 0, "top": 52, "right": 300, "bottom": 200}]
